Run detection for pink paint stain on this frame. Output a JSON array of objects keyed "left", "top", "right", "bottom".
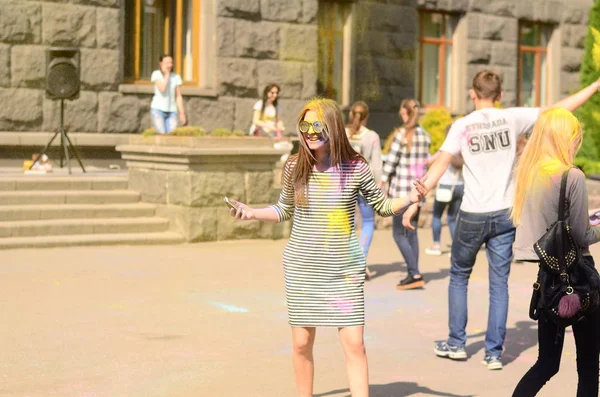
[{"left": 334, "top": 298, "right": 354, "bottom": 314}]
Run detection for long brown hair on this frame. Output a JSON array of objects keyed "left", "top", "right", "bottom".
[
  {"left": 346, "top": 101, "right": 369, "bottom": 137},
  {"left": 260, "top": 83, "right": 280, "bottom": 120},
  {"left": 399, "top": 98, "right": 420, "bottom": 151},
  {"left": 287, "top": 98, "right": 364, "bottom": 205}
]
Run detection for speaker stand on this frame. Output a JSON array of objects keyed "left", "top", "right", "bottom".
[{"left": 30, "top": 99, "right": 86, "bottom": 175}]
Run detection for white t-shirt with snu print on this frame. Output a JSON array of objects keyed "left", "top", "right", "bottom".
[{"left": 440, "top": 107, "right": 539, "bottom": 213}]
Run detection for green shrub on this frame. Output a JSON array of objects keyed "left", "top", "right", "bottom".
[
  {"left": 170, "top": 126, "right": 206, "bottom": 136},
  {"left": 142, "top": 128, "right": 157, "bottom": 136},
  {"left": 210, "top": 128, "right": 233, "bottom": 136},
  {"left": 575, "top": 157, "right": 600, "bottom": 175},
  {"left": 420, "top": 107, "right": 454, "bottom": 154},
  {"left": 141, "top": 126, "right": 206, "bottom": 136},
  {"left": 575, "top": 0, "right": 600, "bottom": 159},
  {"left": 232, "top": 129, "right": 246, "bottom": 136}
]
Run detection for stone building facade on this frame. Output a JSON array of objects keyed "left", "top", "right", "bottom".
[{"left": 0, "top": 0, "right": 593, "bottom": 139}]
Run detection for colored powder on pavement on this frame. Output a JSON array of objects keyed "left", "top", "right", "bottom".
[{"left": 209, "top": 301, "right": 249, "bottom": 313}]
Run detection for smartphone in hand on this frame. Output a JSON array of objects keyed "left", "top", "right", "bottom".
[{"left": 224, "top": 197, "right": 238, "bottom": 211}]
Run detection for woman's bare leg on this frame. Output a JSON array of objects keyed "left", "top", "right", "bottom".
[
  {"left": 339, "top": 326, "right": 369, "bottom": 397},
  {"left": 291, "top": 326, "right": 316, "bottom": 397}
]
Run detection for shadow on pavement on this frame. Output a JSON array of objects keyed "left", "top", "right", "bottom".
[
  {"left": 421, "top": 268, "right": 450, "bottom": 283},
  {"left": 367, "top": 262, "right": 405, "bottom": 280},
  {"left": 315, "top": 382, "right": 475, "bottom": 397},
  {"left": 463, "top": 321, "right": 538, "bottom": 367},
  {"left": 366, "top": 263, "right": 451, "bottom": 284}
]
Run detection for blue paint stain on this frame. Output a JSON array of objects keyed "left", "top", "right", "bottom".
[{"left": 209, "top": 301, "right": 249, "bottom": 313}]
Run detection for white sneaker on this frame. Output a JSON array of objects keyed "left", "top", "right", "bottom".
[{"left": 425, "top": 247, "right": 442, "bottom": 256}]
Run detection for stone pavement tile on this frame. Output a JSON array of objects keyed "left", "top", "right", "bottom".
[{"left": 0, "top": 228, "right": 589, "bottom": 396}]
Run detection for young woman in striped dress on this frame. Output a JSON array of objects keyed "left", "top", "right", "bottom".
[{"left": 228, "top": 98, "right": 424, "bottom": 397}]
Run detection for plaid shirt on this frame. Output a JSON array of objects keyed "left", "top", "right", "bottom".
[{"left": 381, "top": 125, "right": 431, "bottom": 198}]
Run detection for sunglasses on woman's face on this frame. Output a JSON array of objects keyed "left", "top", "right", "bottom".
[{"left": 298, "top": 120, "right": 328, "bottom": 141}]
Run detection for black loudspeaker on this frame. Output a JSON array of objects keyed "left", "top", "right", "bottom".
[{"left": 46, "top": 47, "right": 80, "bottom": 100}]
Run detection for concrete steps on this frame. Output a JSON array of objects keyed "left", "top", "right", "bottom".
[
  {"left": 0, "top": 232, "right": 183, "bottom": 249},
  {"left": 0, "top": 203, "right": 157, "bottom": 221},
  {"left": 0, "top": 175, "right": 183, "bottom": 249}
]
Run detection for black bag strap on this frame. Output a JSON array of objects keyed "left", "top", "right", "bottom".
[{"left": 558, "top": 169, "right": 570, "bottom": 222}]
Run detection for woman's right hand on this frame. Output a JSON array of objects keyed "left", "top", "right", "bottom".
[{"left": 228, "top": 199, "right": 255, "bottom": 220}]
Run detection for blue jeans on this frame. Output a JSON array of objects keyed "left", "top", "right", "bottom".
[
  {"left": 447, "top": 209, "right": 515, "bottom": 357},
  {"left": 151, "top": 108, "right": 178, "bottom": 134},
  {"left": 392, "top": 207, "right": 421, "bottom": 277},
  {"left": 432, "top": 184, "right": 464, "bottom": 243},
  {"left": 357, "top": 195, "right": 375, "bottom": 258}
]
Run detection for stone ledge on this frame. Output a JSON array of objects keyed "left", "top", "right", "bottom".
[
  {"left": 0, "top": 132, "right": 136, "bottom": 147},
  {"left": 118, "top": 84, "right": 219, "bottom": 98}
]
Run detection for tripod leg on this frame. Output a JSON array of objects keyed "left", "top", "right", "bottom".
[
  {"left": 64, "top": 132, "right": 86, "bottom": 173},
  {"left": 29, "top": 130, "right": 60, "bottom": 170},
  {"left": 62, "top": 127, "right": 71, "bottom": 174}
]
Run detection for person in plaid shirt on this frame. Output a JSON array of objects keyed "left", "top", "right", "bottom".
[{"left": 380, "top": 98, "right": 431, "bottom": 290}]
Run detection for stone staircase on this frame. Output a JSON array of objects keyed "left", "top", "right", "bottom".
[{"left": 0, "top": 174, "right": 183, "bottom": 249}]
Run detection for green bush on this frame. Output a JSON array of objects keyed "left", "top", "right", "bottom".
[
  {"left": 141, "top": 126, "right": 206, "bottom": 136},
  {"left": 170, "top": 126, "right": 206, "bottom": 136},
  {"left": 210, "top": 128, "right": 233, "bottom": 136},
  {"left": 575, "top": 0, "right": 600, "bottom": 159},
  {"left": 140, "top": 126, "right": 246, "bottom": 137},
  {"left": 420, "top": 107, "right": 454, "bottom": 154},
  {"left": 142, "top": 128, "right": 157, "bottom": 136},
  {"left": 575, "top": 157, "right": 600, "bottom": 175}
]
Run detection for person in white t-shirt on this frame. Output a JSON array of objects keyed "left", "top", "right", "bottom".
[
  {"left": 150, "top": 54, "right": 186, "bottom": 134},
  {"left": 403, "top": 70, "right": 600, "bottom": 370},
  {"left": 249, "top": 84, "right": 285, "bottom": 137}
]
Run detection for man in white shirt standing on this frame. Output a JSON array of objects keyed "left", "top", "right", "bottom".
[{"left": 403, "top": 70, "right": 600, "bottom": 370}]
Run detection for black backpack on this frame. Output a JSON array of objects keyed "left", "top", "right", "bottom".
[{"left": 529, "top": 169, "right": 600, "bottom": 327}]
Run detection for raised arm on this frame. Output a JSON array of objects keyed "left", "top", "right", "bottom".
[
  {"left": 551, "top": 78, "right": 600, "bottom": 112},
  {"left": 230, "top": 161, "right": 295, "bottom": 223}
]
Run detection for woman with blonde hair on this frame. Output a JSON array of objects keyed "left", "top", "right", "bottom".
[
  {"left": 511, "top": 108, "right": 600, "bottom": 396},
  {"left": 380, "top": 98, "right": 431, "bottom": 289},
  {"left": 228, "top": 98, "right": 423, "bottom": 397}
]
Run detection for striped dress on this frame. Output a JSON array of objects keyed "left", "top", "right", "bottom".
[{"left": 271, "top": 159, "right": 396, "bottom": 327}]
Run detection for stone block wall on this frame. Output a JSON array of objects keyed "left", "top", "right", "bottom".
[
  {"left": 0, "top": 0, "right": 594, "bottom": 139},
  {"left": 0, "top": 0, "right": 318, "bottom": 136},
  {"left": 118, "top": 139, "right": 291, "bottom": 242},
  {"left": 418, "top": 0, "right": 592, "bottom": 112},
  {"left": 215, "top": 0, "right": 318, "bottom": 134},
  {"left": 0, "top": 0, "right": 124, "bottom": 132}
]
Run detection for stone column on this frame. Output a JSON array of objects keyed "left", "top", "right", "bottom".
[{"left": 117, "top": 136, "right": 292, "bottom": 242}]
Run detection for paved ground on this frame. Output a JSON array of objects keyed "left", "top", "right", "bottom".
[{"left": 0, "top": 227, "right": 594, "bottom": 397}]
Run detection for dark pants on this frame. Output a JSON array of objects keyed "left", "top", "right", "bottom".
[
  {"left": 432, "top": 184, "right": 464, "bottom": 243},
  {"left": 513, "top": 265, "right": 600, "bottom": 397},
  {"left": 392, "top": 208, "right": 421, "bottom": 277}
]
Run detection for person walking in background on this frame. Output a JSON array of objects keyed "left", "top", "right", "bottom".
[
  {"left": 379, "top": 99, "right": 431, "bottom": 290},
  {"left": 346, "top": 101, "right": 382, "bottom": 280},
  {"left": 511, "top": 108, "right": 600, "bottom": 396},
  {"left": 249, "top": 83, "right": 285, "bottom": 137},
  {"left": 150, "top": 54, "right": 186, "bottom": 134},
  {"left": 425, "top": 125, "right": 464, "bottom": 256},
  {"left": 228, "top": 98, "right": 423, "bottom": 397},
  {"left": 402, "top": 70, "right": 600, "bottom": 370}
]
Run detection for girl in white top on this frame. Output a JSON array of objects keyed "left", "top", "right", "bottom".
[
  {"left": 249, "top": 83, "right": 285, "bottom": 137},
  {"left": 425, "top": 125, "right": 464, "bottom": 256},
  {"left": 345, "top": 101, "right": 382, "bottom": 279},
  {"left": 150, "top": 54, "right": 186, "bottom": 134}
]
